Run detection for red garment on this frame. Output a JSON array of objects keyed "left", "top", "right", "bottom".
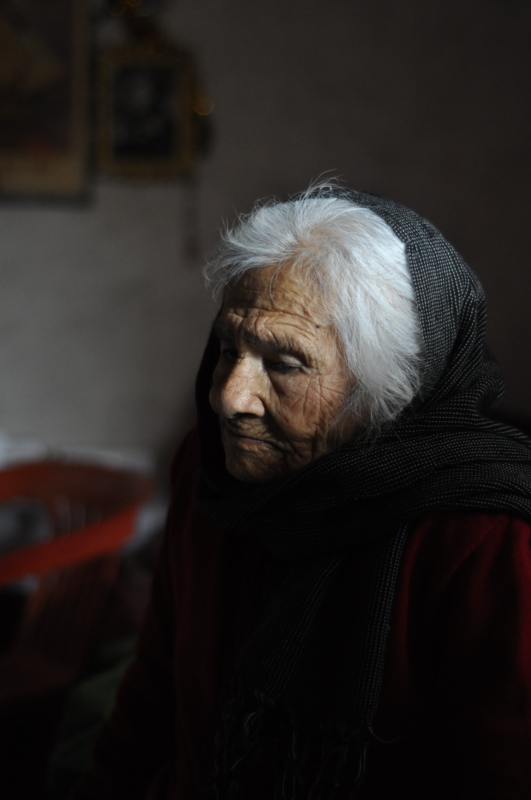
[{"left": 72, "top": 430, "right": 531, "bottom": 799}]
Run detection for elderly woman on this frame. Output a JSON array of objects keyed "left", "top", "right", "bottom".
[{"left": 74, "top": 186, "right": 531, "bottom": 799}]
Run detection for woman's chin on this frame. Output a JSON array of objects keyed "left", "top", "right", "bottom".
[{"left": 225, "top": 451, "right": 283, "bottom": 484}]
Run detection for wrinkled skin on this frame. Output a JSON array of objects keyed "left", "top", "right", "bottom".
[{"left": 209, "top": 266, "right": 358, "bottom": 483}]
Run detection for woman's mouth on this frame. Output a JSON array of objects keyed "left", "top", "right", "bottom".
[{"left": 222, "top": 424, "right": 285, "bottom": 451}]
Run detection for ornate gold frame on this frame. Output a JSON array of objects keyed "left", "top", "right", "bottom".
[{"left": 97, "top": 42, "right": 198, "bottom": 180}]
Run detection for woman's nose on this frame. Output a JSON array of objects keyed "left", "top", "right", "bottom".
[{"left": 211, "top": 355, "right": 265, "bottom": 418}]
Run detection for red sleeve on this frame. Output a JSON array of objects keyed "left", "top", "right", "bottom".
[
  {"left": 369, "top": 512, "right": 531, "bottom": 800},
  {"left": 70, "top": 431, "right": 198, "bottom": 800}
]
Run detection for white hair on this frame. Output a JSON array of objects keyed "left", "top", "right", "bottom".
[{"left": 204, "top": 188, "right": 424, "bottom": 431}]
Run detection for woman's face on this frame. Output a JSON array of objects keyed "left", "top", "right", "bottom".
[{"left": 209, "top": 266, "right": 357, "bottom": 483}]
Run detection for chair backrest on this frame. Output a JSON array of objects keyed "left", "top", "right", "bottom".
[
  {"left": 0, "top": 460, "right": 155, "bottom": 704},
  {"left": 0, "top": 460, "right": 155, "bottom": 587}
]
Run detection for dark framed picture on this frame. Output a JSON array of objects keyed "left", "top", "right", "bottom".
[
  {"left": 0, "top": 0, "right": 90, "bottom": 200},
  {"left": 97, "top": 43, "right": 198, "bottom": 180}
]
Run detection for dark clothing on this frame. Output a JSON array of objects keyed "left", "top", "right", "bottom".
[
  {"left": 72, "top": 430, "right": 531, "bottom": 799},
  {"left": 193, "top": 190, "right": 531, "bottom": 795}
]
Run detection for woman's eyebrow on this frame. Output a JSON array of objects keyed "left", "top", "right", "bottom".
[
  {"left": 243, "top": 331, "right": 312, "bottom": 366},
  {"left": 214, "top": 319, "right": 312, "bottom": 364},
  {"left": 253, "top": 333, "right": 309, "bottom": 361}
]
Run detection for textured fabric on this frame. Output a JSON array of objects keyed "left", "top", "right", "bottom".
[
  {"left": 194, "top": 189, "right": 531, "bottom": 796},
  {"left": 69, "top": 437, "right": 531, "bottom": 800}
]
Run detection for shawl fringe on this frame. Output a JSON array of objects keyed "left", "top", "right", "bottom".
[{"left": 213, "top": 679, "right": 370, "bottom": 800}]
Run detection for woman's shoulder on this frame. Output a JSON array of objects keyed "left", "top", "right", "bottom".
[
  {"left": 394, "top": 510, "right": 531, "bottom": 644},
  {"left": 405, "top": 510, "right": 531, "bottom": 581},
  {"left": 411, "top": 509, "right": 531, "bottom": 539}
]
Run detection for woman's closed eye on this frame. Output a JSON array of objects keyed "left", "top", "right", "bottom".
[{"left": 266, "top": 359, "right": 300, "bottom": 374}]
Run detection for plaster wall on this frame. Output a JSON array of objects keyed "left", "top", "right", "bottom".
[{"left": 0, "top": 0, "right": 529, "bottom": 463}]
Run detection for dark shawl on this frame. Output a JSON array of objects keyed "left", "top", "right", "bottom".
[{"left": 195, "top": 189, "right": 531, "bottom": 799}]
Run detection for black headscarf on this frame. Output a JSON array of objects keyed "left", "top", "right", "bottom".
[{"left": 195, "top": 189, "right": 531, "bottom": 799}]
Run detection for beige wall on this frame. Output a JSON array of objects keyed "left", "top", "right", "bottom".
[{"left": 1, "top": 0, "right": 530, "bottom": 463}]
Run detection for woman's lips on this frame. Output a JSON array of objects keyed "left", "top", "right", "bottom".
[{"left": 222, "top": 424, "right": 285, "bottom": 451}]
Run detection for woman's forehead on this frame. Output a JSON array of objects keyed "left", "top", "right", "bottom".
[{"left": 222, "top": 265, "right": 330, "bottom": 327}]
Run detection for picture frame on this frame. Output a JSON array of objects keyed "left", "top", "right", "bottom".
[
  {"left": 0, "top": 0, "right": 90, "bottom": 201},
  {"left": 97, "top": 42, "right": 199, "bottom": 180}
]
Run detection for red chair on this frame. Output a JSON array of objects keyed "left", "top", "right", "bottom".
[{"left": 0, "top": 460, "right": 155, "bottom": 706}]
